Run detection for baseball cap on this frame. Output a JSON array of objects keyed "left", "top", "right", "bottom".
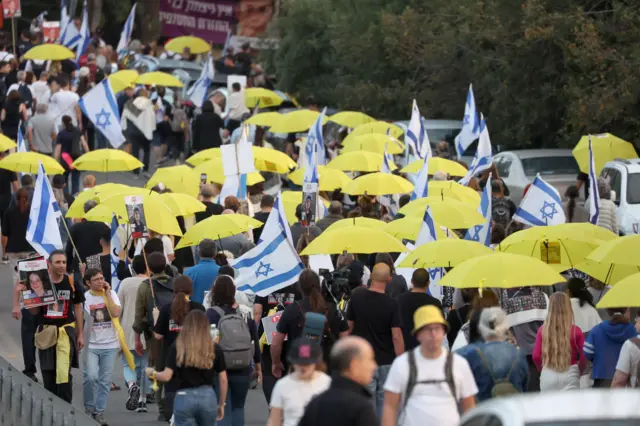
[
  {"left": 287, "top": 337, "right": 322, "bottom": 365},
  {"left": 413, "top": 305, "right": 448, "bottom": 334}
]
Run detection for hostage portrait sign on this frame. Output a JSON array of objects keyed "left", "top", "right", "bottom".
[{"left": 160, "top": 0, "right": 236, "bottom": 45}]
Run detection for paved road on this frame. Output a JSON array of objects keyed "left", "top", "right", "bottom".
[{"left": 0, "top": 167, "right": 269, "bottom": 425}]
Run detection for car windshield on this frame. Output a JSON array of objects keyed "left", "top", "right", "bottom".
[
  {"left": 528, "top": 421, "right": 640, "bottom": 426},
  {"left": 627, "top": 173, "right": 640, "bottom": 204},
  {"left": 521, "top": 156, "right": 580, "bottom": 177}
]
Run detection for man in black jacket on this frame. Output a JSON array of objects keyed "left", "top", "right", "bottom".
[{"left": 298, "top": 336, "right": 378, "bottom": 426}]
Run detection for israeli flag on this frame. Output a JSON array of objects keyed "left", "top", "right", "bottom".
[
  {"left": 459, "top": 114, "right": 492, "bottom": 186},
  {"left": 410, "top": 153, "right": 429, "bottom": 201},
  {"left": 259, "top": 193, "right": 293, "bottom": 245},
  {"left": 406, "top": 100, "right": 431, "bottom": 159},
  {"left": 305, "top": 108, "right": 326, "bottom": 167},
  {"left": 26, "top": 163, "right": 63, "bottom": 257},
  {"left": 17, "top": 125, "right": 26, "bottom": 153},
  {"left": 381, "top": 145, "right": 394, "bottom": 174},
  {"left": 588, "top": 136, "right": 600, "bottom": 225},
  {"left": 415, "top": 206, "right": 444, "bottom": 301},
  {"left": 219, "top": 174, "right": 248, "bottom": 203},
  {"left": 187, "top": 54, "right": 214, "bottom": 108},
  {"left": 454, "top": 84, "right": 481, "bottom": 159},
  {"left": 59, "top": 0, "right": 71, "bottom": 45},
  {"left": 221, "top": 29, "right": 233, "bottom": 56},
  {"left": 513, "top": 175, "right": 566, "bottom": 226},
  {"left": 79, "top": 79, "right": 126, "bottom": 148},
  {"left": 234, "top": 226, "right": 305, "bottom": 297},
  {"left": 110, "top": 215, "right": 122, "bottom": 292},
  {"left": 379, "top": 146, "right": 398, "bottom": 215},
  {"left": 75, "top": 0, "right": 91, "bottom": 62},
  {"left": 116, "top": 3, "right": 137, "bottom": 58},
  {"left": 465, "top": 175, "right": 492, "bottom": 246}
]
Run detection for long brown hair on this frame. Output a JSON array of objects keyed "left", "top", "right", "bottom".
[
  {"left": 175, "top": 311, "right": 215, "bottom": 369},
  {"left": 171, "top": 275, "right": 193, "bottom": 326},
  {"left": 299, "top": 269, "right": 325, "bottom": 314},
  {"left": 542, "top": 293, "right": 573, "bottom": 371}
]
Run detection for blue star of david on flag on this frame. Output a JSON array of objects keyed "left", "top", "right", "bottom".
[
  {"left": 95, "top": 108, "right": 111, "bottom": 130},
  {"left": 255, "top": 261, "right": 274, "bottom": 278},
  {"left": 513, "top": 174, "right": 566, "bottom": 226},
  {"left": 469, "top": 225, "right": 483, "bottom": 242},
  {"left": 540, "top": 201, "right": 558, "bottom": 221}
]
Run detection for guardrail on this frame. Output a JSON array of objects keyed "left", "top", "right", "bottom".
[{"left": 0, "top": 356, "right": 95, "bottom": 426}]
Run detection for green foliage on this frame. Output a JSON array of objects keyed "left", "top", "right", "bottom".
[{"left": 264, "top": 0, "right": 640, "bottom": 149}]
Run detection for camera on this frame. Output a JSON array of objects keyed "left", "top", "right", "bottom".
[{"left": 318, "top": 267, "right": 352, "bottom": 304}]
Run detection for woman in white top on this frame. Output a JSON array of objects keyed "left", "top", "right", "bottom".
[{"left": 267, "top": 338, "right": 331, "bottom": 426}]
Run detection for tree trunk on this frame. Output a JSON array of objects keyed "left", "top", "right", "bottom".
[
  {"left": 88, "top": 0, "right": 103, "bottom": 32},
  {"left": 138, "top": 0, "right": 160, "bottom": 44}
]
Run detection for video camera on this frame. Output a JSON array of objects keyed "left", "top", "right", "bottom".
[{"left": 318, "top": 267, "right": 352, "bottom": 303}]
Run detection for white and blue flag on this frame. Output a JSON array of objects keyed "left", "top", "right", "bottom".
[
  {"left": 187, "top": 54, "right": 214, "bottom": 108},
  {"left": 588, "top": 136, "right": 600, "bottom": 225},
  {"left": 513, "top": 175, "right": 566, "bottom": 226},
  {"left": 381, "top": 144, "right": 394, "bottom": 174},
  {"left": 234, "top": 226, "right": 304, "bottom": 297},
  {"left": 116, "top": 3, "right": 137, "bottom": 58},
  {"left": 454, "top": 84, "right": 481, "bottom": 159},
  {"left": 79, "top": 79, "right": 126, "bottom": 148},
  {"left": 221, "top": 29, "right": 233, "bottom": 56},
  {"left": 75, "top": 0, "right": 91, "bottom": 62},
  {"left": 410, "top": 153, "right": 429, "bottom": 201},
  {"left": 110, "top": 215, "right": 122, "bottom": 292},
  {"left": 259, "top": 193, "right": 293, "bottom": 245},
  {"left": 17, "top": 125, "right": 26, "bottom": 153},
  {"left": 415, "top": 206, "right": 444, "bottom": 301},
  {"left": 26, "top": 163, "right": 63, "bottom": 257},
  {"left": 59, "top": 0, "right": 72, "bottom": 46},
  {"left": 465, "top": 175, "right": 492, "bottom": 246},
  {"left": 406, "top": 100, "right": 431, "bottom": 159},
  {"left": 219, "top": 174, "right": 248, "bottom": 203},
  {"left": 379, "top": 146, "right": 398, "bottom": 215},
  {"left": 305, "top": 108, "right": 326, "bottom": 167},
  {"left": 459, "top": 114, "right": 492, "bottom": 186}
]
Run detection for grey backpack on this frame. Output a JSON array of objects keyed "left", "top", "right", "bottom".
[{"left": 212, "top": 307, "right": 254, "bottom": 370}]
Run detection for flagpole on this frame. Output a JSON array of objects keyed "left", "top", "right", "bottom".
[
  {"left": 11, "top": 17, "right": 16, "bottom": 56},
  {"left": 60, "top": 215, "right": 82, "bottom": 266}
]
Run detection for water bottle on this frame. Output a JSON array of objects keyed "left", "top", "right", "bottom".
[{"left": 210, "top": 324, "right": 219, "bottom": 342}]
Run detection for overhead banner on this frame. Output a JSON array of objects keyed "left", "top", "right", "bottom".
[{"left": 159, "top": 0, "right": 236, "bottom": 45}]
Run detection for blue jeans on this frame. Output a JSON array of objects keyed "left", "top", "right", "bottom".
[
  {"left": 65, "top": 169, "right": 80, "bottom": 194},
  {"left": 123, "top": 351, "right": 151, "bottom": 395},
  {"left": 173, "top": 386, "right": 218, "bottom": 426},
  {"left": 83, "top": 347, "right": 119, "bottom": 413},
  {"left": 218, "top": 371, "right": 251, "bottom": 426},
  {"left": 365, "top": 364, "right": 391, "bottom": 421}
]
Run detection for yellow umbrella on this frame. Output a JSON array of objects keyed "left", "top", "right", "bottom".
[
  {"left": 397, "top": 197, "right": 485, "bottom": 229},
  {"left": 146, "top": 165, "right": 199, "bottom": 197},
  {"left": 245, "top": 112, "right": 282, "bottom": 127},
  {"left": 84, "top": 204, "right": 119, "bottom": 223},
  {"left": 66, "top": 183, "right": 133, "bottom": 218},
  {"left": 300, "top": 226, "right": 406, "bottom": 255},
  {"left": 245, "top": 88, "right": 283, "bottom": 108},
  {"left": 281, "top": 191, "right": 330, "bottom": 225},
  {"left": 288, "top": 166, "right": 352, "bottom": 191},
  {"left": 400, "top": 240, "right": 493, "bottom": 269},
  {"left": 165, "top": 36, "right": 211, "bottom": 54},
  {"left": 384, "top": 217, "right": 459, "bottom": 241},
  {"left": 158, "top": 193, "right": 206, "bottom": 217},
  {"left": 99, "top": 192, "right": 182, "bottom": 235},
  {"left": 341, "top": 134, "right": 405, "bottom": 155},
  {"left": 193, "top": 160, "right": 265, "bottom": 186},
  {"left": 587, "top": 235, "right": 640, "bottom": 266},
  {"left": 269, "top": 110, "right": 328, "bottom": 133},
  {"left": 187, "top": 147, "right": 296, "bottom": 174},
  {"left": 71, "top": 149, "right": 143, "bottom": 172},
  {"left": 575, "top": 259, "right": 640, "bottom": 286},
  {"left": 595, "top": 273, "right": 640, "bottom": 308},
  {"left": 0, "top": 152, "right": 64, "bottom": 174},
  {"left": 327, "top": 151, "right": 395, "bottom": 172},
  {"left": 428, "top": 181, "right": 481, "bottom": 205},
  {"left": 108, "top": 70, "right": 139, "bottom": 93},
  {"left": 349, "top": 121, "right": 404, "bottom": 138},
  {"left": 329, "top": 111, "right": 376, "bottom": 128},
  {"left": 325, "top": 217, "right": 385, "bottom": 232},
  {"left": 343, "top": 172, "right": 413, "bottom": 196},
  {"left": 24, "top": 44, "right": 75, "bottom": 60},
  {"left": 136, "top": 72, "right": 184, "bottom": 88},
  {"left": 439, "top": 253, "right": 566, "bottom": 289},
  {"left": 401, "top": 157, "right": 468, "bottom": 177},
  {"left": 0, "top": 134, "right": 16, "bottom": 151},
  {"left": 573, "top": 133, "right": 637, "bottom": 174},
  {"left": 175, "top": 214, "right": 263, "bottom": 249}
]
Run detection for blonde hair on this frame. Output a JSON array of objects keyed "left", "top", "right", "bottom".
[
  {"left": 542, "top": 293, "right": 573, "bottom": 371},
  {"left": 175, "top": 311, "right": 215, "bottom": 369}
]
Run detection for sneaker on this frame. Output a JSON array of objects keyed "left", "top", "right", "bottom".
[
  {"left": 84, "top": 408, "right": 94, "bottom": 417},
  {"left": 1, "top": 256, "right": 8, "bottom": 264},
  {"left": 93, "top": 412, "right": 108, "bottom": 426},
  {"left": 136, "top": 401, "right": 147, "bottom": 413},
  {"left": 126, "top": 384, "right": 140, "bottom": 411}
]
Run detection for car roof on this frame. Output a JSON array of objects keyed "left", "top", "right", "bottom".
[
  {"left": 461, "top": 389, "right": 640, "bottom": 424},
  {"left": 604, "top": 158, "right": 640, "bottom": 173},
  {"left": 495, "top": 149, "right": 574, "bottom": 159},
  {"left": 393, "top": 119, "right": 462, "bottom": 130}
]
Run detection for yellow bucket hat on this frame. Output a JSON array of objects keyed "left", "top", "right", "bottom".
[{"left": 413, "top": 305, "right": 448, "bottom": 334}]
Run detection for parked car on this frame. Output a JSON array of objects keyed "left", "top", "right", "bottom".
[
  {"left": 459, "top": 389, "right": 640, "bottom": 426},
  {"left": 600, "top": 159, "right": 640, "bottom": 235},
  {"left": 492, "top": 149, "right": 580, "bottom": 205}
]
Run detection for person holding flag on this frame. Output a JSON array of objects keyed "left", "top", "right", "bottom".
[{"left": 592, "top": 177, "right": 618, "bottom": 234}]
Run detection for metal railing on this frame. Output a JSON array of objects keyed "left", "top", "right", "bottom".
[{"left": 0, "top": 356, "right": 96, "bottom": 426}]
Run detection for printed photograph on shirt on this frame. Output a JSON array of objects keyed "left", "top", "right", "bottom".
[
  {"left": 168, "top": 319, "right": 182, "bottom": 333},
  {"left": 90, "top": 302, "right": 112, "bottom": 328},
  {"left": 125, "top": 195, "right": 148, "bottom": 239},
  {"left": 19, "top": 258, "right": 57, "bottom": 308}
]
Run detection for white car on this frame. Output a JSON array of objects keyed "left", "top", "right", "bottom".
[
  {"left": 459, "top": 389, "right": 640, "bottom": 426},
  {"left": 600, "top": 159, "right": 640, "bottom": 235}
]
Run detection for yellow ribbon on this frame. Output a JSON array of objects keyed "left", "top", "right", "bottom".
[
  {"left": 56, "top": 322, "right": 75, "bottom": 384},
  {"left": 91, "top": 290, "right": 136, "bottom": 371}
]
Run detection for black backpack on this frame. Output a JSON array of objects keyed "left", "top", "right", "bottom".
[
  {"left": 148, "top": 277, "right": 174, "bottom": 330},
  {"left": 18, "top": 84, "right": 33, "bottom": 111},
  {"left": 404, "top": 349, "right": 458, "bottom": 410}
]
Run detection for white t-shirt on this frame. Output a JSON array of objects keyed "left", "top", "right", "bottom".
[
  {"left": 270, "top": 372, "right": 331, "bottom": 426},
  {"left": 48, "top": 89, "right": 79, "bottom": 127},
  {"left": 384, "top": 349, "right": 478, "bottom": 426},
  {"left": 31, "top": 81, "right": 50, "bottom": 105},
  {"left": 615, "top": 338, "right": 640, "bottom": 388},
  {"left": 84, "top": 290, "right": 121, "bottom": 349},
  {"left": 134, "top": 235, "right": 174, "bottom": 264}
]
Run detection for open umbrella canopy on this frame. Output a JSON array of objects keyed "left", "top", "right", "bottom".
[
  {"left": 398, "top": 197, "right": 485, "bottom": 229},
  {"left": 157, "top": 193, "right": 206, "bottom": 217},
  {"left": 329, "top": 111, "right": 376, "bottom": 128},
  {"left": 343, "top": 172, "right": 413, "bottom": 196},
  {"left": 193, "top": 160, "right": 265, "bottom": 186},
  {"left": 595, "top": 273, "right": 640, "bottom": 308},
  {"left": 348, "top": 121, "right": 404, "bottom": 138},
  {"left": 165, "top": 36, "right": 211, "bottom": 54},
  {"left": 146, "top": 165, "right": 200, "bottom": 197},
  {"left": 341, "top": 134, "right": 405, "bottom": 155},
  {"left": 575, "top": 259, "right": 640, "bottom": 286},
  {"left": 400, "top": 240, "right": 493, "bottom": 269},
  {"left": 0, "top": 134, "right": 16, "bottom": 151},
  {"left": 288, "top": 166, "right": 351, "bottom": 191},
  {"left": 0, "top": 152, "right": 64, "bottom": 174},
  {"left": 325, "top": 217, "right": 386, "bottom": 232},
  {"left": 245, "top": 88, "right": 284, "bottom": 108},
  {"left": 587, "top": 235, "right": 640, "bottom": 266},
  {"left": 439, "top": 253, "right": 566, "bottom": 289},
  {"left": 428, "top": 181, "right": 481, "bottom": 206},
  {"left": 384, "top": 217, "right": 458, "bottom": 241},
  {"left": 401, "top": 157, "right": 468, "bottom": 177},
  {"left": 136, "top": 72, "right": 184, "bottom": 87},
  {"left": 24, "top": 44, "right": 75, "bottom": 60},
  {"left": 187, "top": 146, "right": 296, "bottom": 174},
  {"left": 71, "top": 149, "right": 143, "bottom": 172},
  {"left": 281, "top": 191, "right": 330, "bottom": 225},
  {"left": 245, "top": 112, "right": 282, "bottom": 127},
  {"left": 99, "top": 192, "right": 183, "bottom": 236},
  {"left": 268, "top": 110, "right": 328, "bottom": 133},
  {"left": 573, "top": 133, "right": 637, "bottom": 174},
  {"left": 300, "top": 226, "right": 406, "bottom": 255},
  {"left": 175, "top": 214, "right": 263, "bottom": 249},
  {"left": 108, "top": 70, "right": 139, "bottom": 93},
  {"left": 326, "top": 151, "right": 395, "bottom": 173},
  {"left": 66, "top": 183, "right": 132, "bottom": 218}
]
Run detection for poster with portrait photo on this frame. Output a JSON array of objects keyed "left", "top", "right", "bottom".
[
  {"left": 19, "top": 258, "right": 57, "bottom": 308},
  {"left": 301, "top": 181, "right": 318, "bottom": 226},
  {"left": 125, "top": 195, "right": 148, "bottom": 239}
]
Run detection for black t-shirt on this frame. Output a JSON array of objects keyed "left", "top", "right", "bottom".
[
  {"left": 276, "top": 298, "right": 349, "bottom": 342},
  {"left": 254, "top": 285, "right": 300, "bottom": 337},
  {"left": 2, "top": 206, "right": 31, "bottom": 252},
  {"left": 165, "top": 341, "right": 226, "bottom": 390},
  {"left": 446, "top": 304, "right": 470, "bottom": 347},
  {"left": 577, "top": 172, "right": 589, "bottom": 200},
  {"left": 194, "top": 201, "right": 224, "bottom": 223},
  {"left": 56, "top": 128, "right": 82, "bottom": 156},
  {"left": 396, "top": 292, "right": 444, "bottom": 351},
  {"left": 39, "top": 275, "right": 85, "bottom": 326},
  {"left": 0, "top": 169, "right": 17, "bottom": 208},
  {"left": 347, "top": 289, "right": 401, "bottom": 365},
  {"left": 154, "top": 301, "right": 206, "bottom": 350},
  {"left": 252, "top": 211, "right": 270, "bottom": 242}
]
